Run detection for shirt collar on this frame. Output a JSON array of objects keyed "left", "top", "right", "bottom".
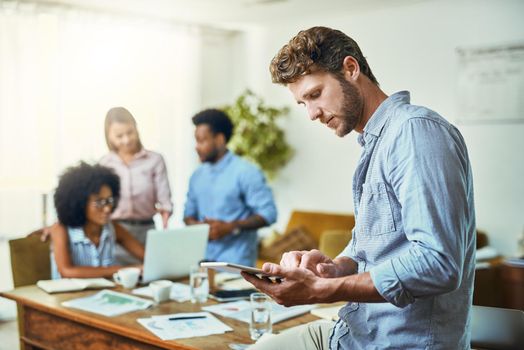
[
  {"left": 69, "top": 225, "right": 110, "bottom": 245},
  {"left": 359, "top": 91, "right": 410, "bottom": 146},
  {"left": 133, "top": 148, "right": 148, "bottom": 159},
  {"left": 204, "top": 150, "right": 234, "bottom": 172},
  {"left": 108, "top": 148, "right": 148, "bottom": 163}
]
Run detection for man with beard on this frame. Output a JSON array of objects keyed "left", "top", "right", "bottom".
[
  {"left": 184, "top": 109, "right": 277, "bottom": 266},
  {"left": 243, "top": 27, "right": 476, "bottom": 349}
]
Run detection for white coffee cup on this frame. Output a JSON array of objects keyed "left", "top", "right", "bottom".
[
  {"left": 113, "top": 267, "right": 140, "bottom": 289},
  {"left": 150, "top": 280, "right": 173, "bottom": 303}
]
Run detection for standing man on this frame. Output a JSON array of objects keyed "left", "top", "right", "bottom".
[
  {"left": 243, "top": 27, "right": 476, "bottom": 349},
  {"left": 184, "top": 109, "right": 277, "bottom": 267}
]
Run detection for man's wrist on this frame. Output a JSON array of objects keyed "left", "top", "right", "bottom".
[
  {"left": 230, "top": 221, "right": 241, "bottom": 235},
  {"left": 316, "top": 276, "right": 344, "bottom": 304}
]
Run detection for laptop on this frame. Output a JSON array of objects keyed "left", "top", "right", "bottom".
[{"left": 141, "top": 224, "right": 209, "bottom": 283}]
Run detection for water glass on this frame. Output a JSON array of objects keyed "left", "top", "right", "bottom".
[
  {"left": 249, "top": 292, "right": 272, "bottom": 340},
  {"left": 189, "top": 265, "right": 209, "bottom": 303}
]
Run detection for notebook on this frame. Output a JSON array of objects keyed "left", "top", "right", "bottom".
[
  {"left": 141, "top": 224, "right": 209, "bottom": 283},
  {"left": 37, "top": 278, "right": 115, "bottom": 293}
]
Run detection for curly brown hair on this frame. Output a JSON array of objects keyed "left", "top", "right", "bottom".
[{"left": 269, "top": 26, "right": 378, "bottom": 86}]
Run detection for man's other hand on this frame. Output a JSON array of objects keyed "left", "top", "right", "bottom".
[
  {"left": 204, "top": 218, "right": 235, "bottom": 240},
  {"left": 40, "top": 222, "right": 60, "bottom": 242},
  {"left": 281, "top": 249, "right": 339, "bottom": 278},
  {"left": 241, "top": 263, "right": 330, "bottom": 306}
]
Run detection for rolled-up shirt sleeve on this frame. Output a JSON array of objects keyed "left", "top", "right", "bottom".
[
  {"left": 369, "top": 118, "right": 473, "bottom": 308},
  {"left": 337, "top": 233, "right": 357, "bottom": 261},
  {"left": 183, "top": 174, "right": 199, "bottom": 220},
  {"left": 239, "top": 167, "right": 277, "bottom": 225}
]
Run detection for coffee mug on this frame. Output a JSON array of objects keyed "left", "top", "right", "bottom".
[
  {"left": 150, "top": 280, "right": 173, "bottom": 303},
  {"left": 113, "top": 267, "right": 140, "bottom": 289}
]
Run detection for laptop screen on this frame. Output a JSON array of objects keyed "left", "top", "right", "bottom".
[{"left": 141, "top": 224, "right": 209, "bottom": 283}]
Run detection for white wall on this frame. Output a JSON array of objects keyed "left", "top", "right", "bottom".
[{"left": 230, "top": 0, "right": 524, "bottom": 255}]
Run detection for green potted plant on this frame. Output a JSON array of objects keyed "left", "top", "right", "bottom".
[{"left": 222, "top": 89, "right": 294, "bottom": 180}]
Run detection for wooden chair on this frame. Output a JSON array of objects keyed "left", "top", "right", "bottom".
[
  {"left": 9, "top": 229, "right": 51, "bottom": 287},
  {"left": 8, "top": 229, "right": 51, "bottom": 350}
]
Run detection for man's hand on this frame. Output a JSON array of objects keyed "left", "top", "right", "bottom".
[
  {"left": 280, "top": 249, "right": 344, "bottom": 278},
  {"left": 241, "top": 263, "right": 329, "bottom": 306},
  {"left": 204, "top": 218, "right": 235, "bottom": 240},
  {"left": 41, "top": 227, "right": 52, "bottom": 242},
  {"left": 242, "top": 259, "right": 381, "bottom": 306},
  {"left": 40, "top": 222, "right": 61, "bottom": 242}
]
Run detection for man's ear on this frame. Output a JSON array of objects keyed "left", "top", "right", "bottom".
[
  {"left": 342, "top": 56, "right": 360, "bottom": 82},
  {"left": 215, "top": 132, "right": 227, "bottom": 147}
]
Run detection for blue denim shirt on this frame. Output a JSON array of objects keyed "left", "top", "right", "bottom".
[
  {"left": 331, "top": 92, "right": 476, "bottom": 349},
  {"left": 184, "top": 151, "right": 277, "bottom": 266},
  {"left": 51, "top": 223, "right": 116, "bottom": 279}
]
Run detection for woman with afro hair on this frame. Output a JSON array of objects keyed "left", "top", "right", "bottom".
[{"left": 50, "top": 162, "right": 144, "bottom": 279}]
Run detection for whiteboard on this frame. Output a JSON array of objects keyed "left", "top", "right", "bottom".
[{"left": 456, "top": 43, "right": 524, "bottom": 124}]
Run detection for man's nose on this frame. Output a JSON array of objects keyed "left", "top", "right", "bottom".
[{"left": 307, "top": 104, "right": 322, "bottom": 121}]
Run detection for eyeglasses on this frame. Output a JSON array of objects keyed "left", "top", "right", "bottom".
[{"left": 91, "top": 197, "right": 116, "bottom": 209}]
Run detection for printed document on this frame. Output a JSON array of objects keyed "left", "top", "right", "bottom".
[
  {"left": 137, "top": 312, "right": 232, "bottom": 340},
  {"left": 62, "top": 289, "right": 153, "bottom": 316},
  {"left": 202, "top": 300, "right": 315, "bottom": 324}
]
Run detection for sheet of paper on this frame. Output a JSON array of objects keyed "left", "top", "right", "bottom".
[
  {"left": 62, "top": 289, "right": 153, "bottom": 317},
  {"left": 37, "top": 278, "right": 115, "bottom": 293},
  {"left": 132, "top": 282, "right": 191, "bottom": 302},
  {"left": 202, "top": 300, "right": 315, "bottom": 324},
  {"left": 137, "top": 312, "right": 232, "bottom": 340}
]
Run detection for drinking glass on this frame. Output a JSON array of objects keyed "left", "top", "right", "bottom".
[
  {"left": 189, "top": 265, "right": 209, "bottom": 303},
  {"left": 249, "top": 292, "right": 272, "bottom": 340}
]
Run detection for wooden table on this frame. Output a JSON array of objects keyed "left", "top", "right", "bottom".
[{"left": 1, "top": 286, "right": 319, "bottom": 350}]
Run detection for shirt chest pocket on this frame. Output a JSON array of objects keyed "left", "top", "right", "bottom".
[{"left": 355, "top": 182, "right": 396, "bottom": 235}]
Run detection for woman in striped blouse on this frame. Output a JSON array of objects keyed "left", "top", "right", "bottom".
[{"left": 50, "top": 162, "right": 144, "bottom": 279}]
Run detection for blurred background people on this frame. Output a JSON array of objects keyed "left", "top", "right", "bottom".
[
  {"left": 184, "top": 109, "right": 277, "bottom": 266},
  {"left": 50, "top": 162, "right": 144, "bottom": 279},
  {"left": 100, "top": 107, "right": 173, "bottom": 264}
]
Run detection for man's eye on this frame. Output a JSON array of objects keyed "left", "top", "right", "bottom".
[{"left": 310, "top": 91, "right": 320, "bottom": 99}]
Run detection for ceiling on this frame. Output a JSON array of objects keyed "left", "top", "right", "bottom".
[{"left": 25, "top": 0, "right": 429, "bottom": 28}]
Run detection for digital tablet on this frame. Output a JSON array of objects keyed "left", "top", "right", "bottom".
[{"left": 200, "top": 262, "right": 282, "bottom": 279}]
